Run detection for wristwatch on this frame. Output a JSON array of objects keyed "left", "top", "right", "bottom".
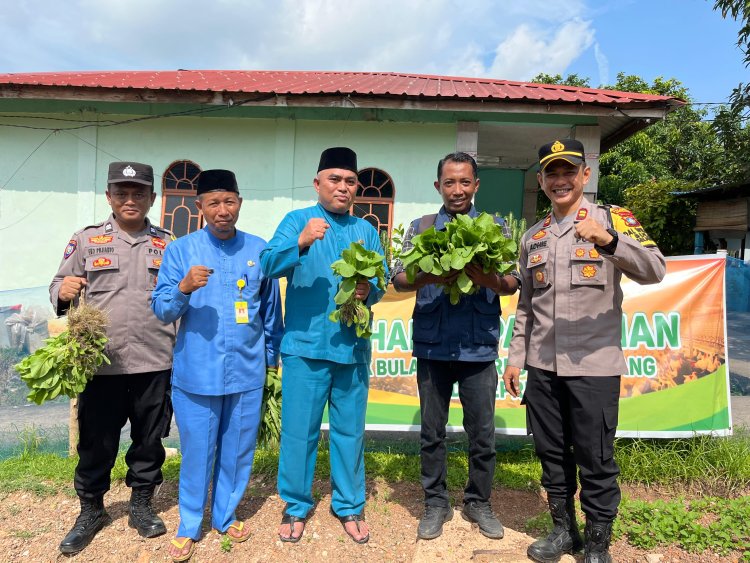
[{"left": 597, "top": 229, "right": 619, "bottom": 254}]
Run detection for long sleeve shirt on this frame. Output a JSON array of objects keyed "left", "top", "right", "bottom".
[
  {"left": 508, "top": 200, "right": 666, "bottom": 376},
  {"left": 260, "top": 203, "right": 387, "bottom": 365},
  {"left": 49, "top": 214, "right": 176, "bottom": 375},
  {"left": 152, "top": 227, "right": 283, "bottom": 395}
]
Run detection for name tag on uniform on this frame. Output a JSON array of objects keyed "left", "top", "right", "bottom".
[{"left": 235, "top": 301, "right": 249, "bottom": 324}]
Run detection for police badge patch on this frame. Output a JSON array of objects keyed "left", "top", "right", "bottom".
[{"left": 64, "top": 239, "right": 77, "bottom": 259}]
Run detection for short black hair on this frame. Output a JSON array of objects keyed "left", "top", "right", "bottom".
[{"left": 437, "top": 152, "right": 478, "bottom": 181}]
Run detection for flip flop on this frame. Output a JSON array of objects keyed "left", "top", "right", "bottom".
[
  {"left": 168, "top": 536, "right": 195, "bottom": 562},
  {"left": 279, "top": 512, "right": 306, "bottom": 543},
  {"left": 216, "top": 520, "right": 251, "bottom": 543},
  {"left": 330, "top": 506, "right": 369, "bottom": 544}
]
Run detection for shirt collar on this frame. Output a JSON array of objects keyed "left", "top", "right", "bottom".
[{"left": 435, "top": 204, "right": 477, "bottom": 231}]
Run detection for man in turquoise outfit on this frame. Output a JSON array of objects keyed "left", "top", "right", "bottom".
[
  {"left": 152, "top": 169, "right": 283, "bottom": 561},
  {"left": 260, "top": 147, "right": 386, "bottom": 545}
]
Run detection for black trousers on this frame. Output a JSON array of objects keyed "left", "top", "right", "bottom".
[
  {"left": 523, "top": 365, "right": 621, "bottom": 522},
  {"left": 417, "top": 358, "right": 497, "bottom": 507},
  {"left": 74, "top": 370, "right": 172, "bottom": 499}
]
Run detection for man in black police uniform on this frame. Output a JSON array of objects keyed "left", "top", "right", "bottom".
[
  {"left": 392, "top": 152, "right": 519, "bottom": 540},
  {"left": 50, "top": 162, "right": 177, "bottom": 554}
]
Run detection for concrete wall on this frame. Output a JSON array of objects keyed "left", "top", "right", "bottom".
[{"left": 0, "top": 113, "right": 456, "bottom": 291}]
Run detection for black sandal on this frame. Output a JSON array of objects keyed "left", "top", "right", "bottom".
[
  {"left": 329, "top": 506, "right": 369, "bottom": 544},
  {"left": 279, "top": 512, "right": 305, "bottom": 543}
]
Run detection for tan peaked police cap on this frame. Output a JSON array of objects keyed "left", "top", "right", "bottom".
[
  {"left": 538, "top": 139, "right": 585, "bottom": 172},
  {"left": 107, "top": 162, "right": 154, "bottom": 186}
]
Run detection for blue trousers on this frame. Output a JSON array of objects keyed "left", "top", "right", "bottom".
[
  {"left": 172, "top": 385, "right": 262, "bottom": 539},
  {"left": 277, "top": 354, "right": 369, "bottom": 518}
]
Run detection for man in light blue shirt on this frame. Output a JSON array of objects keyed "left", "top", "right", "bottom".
[
  {"left": 261, "top": 147, "right": 386, "bottom": 545},
  {"left": 152, "top": 169, "right": 282, "bottom": 561}
]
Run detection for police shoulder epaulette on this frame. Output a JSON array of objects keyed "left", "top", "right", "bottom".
[
  {"left": 153, "top": 225, "right": 176, "bottom": 241},
  {"left": 74, "top": 220, "right": 107, "bottom": 236}
]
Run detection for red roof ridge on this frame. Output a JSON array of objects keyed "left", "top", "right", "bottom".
[{"left": 0, "top": 69, "right": 683, "bottom": 105}]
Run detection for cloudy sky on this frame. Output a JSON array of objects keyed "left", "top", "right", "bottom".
[{"left": 0, "top": 0, "right": 745, "bottom": 105}]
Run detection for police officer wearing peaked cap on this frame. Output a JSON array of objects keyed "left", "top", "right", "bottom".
[
  {"left": 50, "top": 161, "right": 177, "bottom": 554},
  {"left": 503, "top": 139, "right": 666, "bottom": 563}
]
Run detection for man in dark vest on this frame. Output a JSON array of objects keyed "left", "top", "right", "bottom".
[{"left": 392, "top": 151, "right": 519, "bottom": 540}]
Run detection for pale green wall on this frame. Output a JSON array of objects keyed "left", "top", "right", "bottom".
[{"left": 0, "top": 112, "right": 455, "bottom": 291}]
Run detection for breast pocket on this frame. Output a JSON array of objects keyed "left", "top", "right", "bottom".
[
  {"left": 143, "top": 252, "right": 162, "bottom": 290},
  {"left": 526, "top": 249, "right": 551, "bottom": 289},
  {"left": 571, "top": 245, "right": 606, "bottom": 286},
  {"left": 84, "top": 254, "right": 120, "bottom": 293}
]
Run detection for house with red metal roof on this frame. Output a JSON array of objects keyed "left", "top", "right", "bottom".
[{"left": 0, "top": 70, "right": 682, "bottom": 292}]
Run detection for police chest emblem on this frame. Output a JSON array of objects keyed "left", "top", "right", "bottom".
[
  {"left": 535, "top": 270, "right": 546, "bottom": 283},
  {"left": 530, "top": 254, "right": 542, "bottom": 264},
  {"left": 151, "top": 237, "right": 166, "bottom": 249},
  {"left": 589, "top": 248, "right": 600, "bottom": 259},
  {"left": 576, "top": 208, "right": 588, "bottom": 221},
  {"left": 122, "top": 165, "right": 136, "bottom": 178},
  {"left": 89, "top": 235, "right": 113, "bottom": 244},
  {"left": 575, "top": 248, "right": 585, "bottom": 258},
  {"left": 92, "top": 257, "right": 112, "bottom": 268},
  {"left": 532, "top": 230, "right": 546, "bottom": 240},
  {"left": 152, "top": 258, "right": 162, "bottom": 267},
  {"left": 581, "top": 265, "right": 597, "bottom": 278},
  {"left": 64, "top": 239, "right": 77, "bottom": 259},
  {"left": 542, "top": 215, "right": 551, "bottom": 227}
]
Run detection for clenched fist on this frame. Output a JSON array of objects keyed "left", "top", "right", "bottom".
[
  {"left": 179, "top": 266, "right": 212, "bottom": 294},
  {"left": 574, "top": 218, "right": 613, "bottom": 246},
  {"left": 298, "top": 218, "right": 329, "bottom": 250},
  {"left": 58, "top": 276, "right": 87, "bottom": 302}
]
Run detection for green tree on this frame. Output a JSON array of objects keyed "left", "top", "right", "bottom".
[
  {"left": 713, "top": 0, "right": 750, "bottom": 114},
  {"left": 530, "top": 73, "right": 591, "bottom": 88},
  {"left": 624, "top": 179, "right": 698, "bottom": 256}
]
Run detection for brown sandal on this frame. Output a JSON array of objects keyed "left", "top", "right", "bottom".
[
  {"left": 330, "top": 506, "right": 369, "bottom": 544},
  {"left": 279, "top": 512, "right": 306, "bottom": 543}
]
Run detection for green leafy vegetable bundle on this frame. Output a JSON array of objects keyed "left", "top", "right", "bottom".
[
  {"left": 14, "top": 303, "right": 110, "bottom": 405},
  {"left": 328, "top": 241, "right": 386, "bottom": 338},
  {"left": 400, "top": 212, "right": 518, "bottom": 305},
  {"left": 258, "top": 366, "right": 281, "bottom": 447}
]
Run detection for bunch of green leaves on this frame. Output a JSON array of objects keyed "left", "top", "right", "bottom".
[
  {"left": 257, "top": 366, "right": 281, "bottom": 448},
  {"left": 400, "top": 212, "right": 517, "bottom": 305},
  {"left": 328, "top": 241, "right": 386, "bottom": 338},
  {"left": 14, "top": 303, "right": 109, "bottom": 405}
]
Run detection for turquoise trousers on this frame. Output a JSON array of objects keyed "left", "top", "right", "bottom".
[{"left": 277, "top": 354, "right": 369, "bottom": 517}]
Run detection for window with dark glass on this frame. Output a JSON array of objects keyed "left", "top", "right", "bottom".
[
  {"left": 352, "top": 168, "right": 394, "bottom": 237},
  {"left": 160, "top": 160, "right": 202, "bottom": 237}
]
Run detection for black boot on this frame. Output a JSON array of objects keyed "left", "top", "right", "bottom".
[
  {"left": 59, "top": 496, "right": 110, "bottom": 554},
  {"left": 584, "top": 520, "right": 613, "bottom": 563},
  {"left": 527, "top": 497, "right": 583, "bottom": 563},
  {"left": 128, "top": 486, "right": 166, "bottom": 538}
]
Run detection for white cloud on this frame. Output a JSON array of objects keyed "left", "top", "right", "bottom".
[
  {"left": 594, "top": 42, "right": 610, "bottom": 86},
  {"left": 0, "top": 0, "right": 598, "bottom": 82},
  {"left": 488, "top": 19, "right": 595, "bottom": 81}
]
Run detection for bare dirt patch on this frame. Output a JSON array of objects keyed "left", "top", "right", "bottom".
[{"left": 0, "top": 478, "right": 742, "bottom": 562}]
